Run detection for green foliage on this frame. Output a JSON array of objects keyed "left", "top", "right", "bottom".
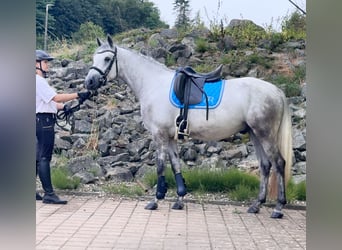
[
  {"left": 195, "top": 38, "right": 211, "bottom": 53},
  {"left": 266, "top": 32, "right": 286, "bottom": 51},
  {"left": 36, "top": 0, "right": 168, "bottom": 44},
  {"left": 295, "top": 181, "right": 306, "bottom": 201},
  {"left": 229, "top": 184, "right": 258, "bottom": 202},
  {"left": 268, "top": 64, "right": 305, "bottom": 97},
  {"left": 36, "top": 0, "right": 56, "bottom": 38},
  {"left": 165, "top": 53, "right": 176, "bottom": 67},
  {"left": 193, "top": 64, "right": 217, "bottom": 74},
  {"left": 246, "top": 53, "right": 273, "bottom": 69},
  {"left": 269, "top": 74, "right": 301, "bottom": 97},
  {"left": 173, "top": 0, "right": 191, "bottom": 30},
  {"left": 225, "top": 21, "right": 267, "bottom": 49},
  {"left": 142, "top": 167, "right": 306, "bottom": 202},
  {"left": 51, "top": 166, "right": 80, "bottom": 190},
  {"left": 281, "top": 11, "right": 306, "bottom": 40},
  {"left": 103, "top": 183, "right": 144, "bottom": 197},
  {"left": 286, "top": 179, "right": 306, "bottom": 202},
  {"left": 143, "top": 167, "right": 259, "bottom": 194},
  {"left": 71, "top": 21, "right": 105, "bottom": 43}
]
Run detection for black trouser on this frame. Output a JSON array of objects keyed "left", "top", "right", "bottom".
[{"left": 36, "top": 113, "right": 56, "bottom": 195}]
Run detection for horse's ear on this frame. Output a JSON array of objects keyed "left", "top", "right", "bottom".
[
  {"left": 96, "top": 37, "right": 103, "bottom": 46},
  {"left": 107, "top": 35, "right": 114, "bottom": 48}
]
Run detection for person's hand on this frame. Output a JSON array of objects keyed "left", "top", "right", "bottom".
[
  {"left": 77, "top": 91, "right": 92, "bottom": 103},
  {"left": 63, "top": 103, "right": 73, "bottom": 117}
]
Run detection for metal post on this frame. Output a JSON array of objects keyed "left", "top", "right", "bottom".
[{"left": 44, "top": 4, "right": 53, "bottom": 51}]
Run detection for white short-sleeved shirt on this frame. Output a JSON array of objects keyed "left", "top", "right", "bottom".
[{"left": 36, "top": 74, "right": 57, "bottom": 113}]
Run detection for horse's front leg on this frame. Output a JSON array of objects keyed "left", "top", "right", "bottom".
[
  {"left": 168, "top": 140, "right": 187, "bottom": 210},
  {"left": 145, "top": 147, "right": 168, "bottom": 210}
]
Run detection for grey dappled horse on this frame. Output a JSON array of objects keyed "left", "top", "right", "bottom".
[{"left": 84, "top": 35, "right": 293, "bottom": 219}]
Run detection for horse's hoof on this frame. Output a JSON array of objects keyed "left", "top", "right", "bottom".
[
  {"left": 145, "top": 201, "right": 158, "bottom": 210},
  {"left": 171, "top": 201, "right": 184, "bottom": 210},
  {"left": 247, "top": 206, "right": 260, "bottom": 214},
  {"left": 270, "top": 211, "right": 284, "bottom": 219}
]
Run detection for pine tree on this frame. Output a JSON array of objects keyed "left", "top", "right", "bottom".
[{"left": 173, "top": 0, "right": 191, "bottom": 30}]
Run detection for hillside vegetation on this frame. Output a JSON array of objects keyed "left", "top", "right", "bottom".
[{"left": 50, "top": 11, "right": 306, "bottom": 97}]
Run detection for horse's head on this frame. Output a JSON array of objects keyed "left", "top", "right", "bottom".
[{"left": 84, "top": 35, "right": 118, "bottom": 91}]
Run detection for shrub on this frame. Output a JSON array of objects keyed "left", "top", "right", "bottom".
[
  {"left": 281, "top": 12, "right": 306, "bottom": 40},
  {"left": 225, "top": 21, "right": 267, "bottom": 48},
  {"left": 286, "top": 179, "right": 306, "bottom": 202},
  {"left": 268, "top": 73, "right": 302, "bottom": 97},
  {"left": 195, "top": 38, "right": 211, "bottom": 53},
  {"left": 51, "top": 166, "right": 80, "bottom": 190},
  {"left": 71, "top": 21, "right": 105, "bottom": 44}
]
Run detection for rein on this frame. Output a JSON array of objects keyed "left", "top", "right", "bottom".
[
  {"left": 55, "top": 100, "right": 82, "bottom": 130},
  {"left": 89, "top": 47, "right": 118, "bottom": 86}
]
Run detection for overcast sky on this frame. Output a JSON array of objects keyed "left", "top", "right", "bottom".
[{"left": 149, "top": 0, "right": 306, "bottom": 31}]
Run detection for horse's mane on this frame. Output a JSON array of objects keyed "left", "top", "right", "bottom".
[{"left": 98, "top": 42, "right": 173, "bottom": 73}]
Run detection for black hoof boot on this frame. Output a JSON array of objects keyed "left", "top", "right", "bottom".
[
  {"left": 145, "top": 201, "right": 158, "bottom": 210},
  {"left": 270, "top": 211, "right": 284, "bottom": 219},
  {"left": 156, "top": 176, "right": 168, "bottom": 200},
  {"left": 175, "top": 173, "right": 187, "bottom": 196},
  {"left": 247, "top": 205, "right": 260, "bottom": 214},
  {"left": 172, "top": 200, "right": 184, "bottom": 210}
]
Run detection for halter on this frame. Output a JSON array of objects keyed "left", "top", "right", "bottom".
[{"left": 89, "top": 47, "right": 118, "bottom": 86}]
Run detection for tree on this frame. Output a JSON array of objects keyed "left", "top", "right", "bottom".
[
  {"left": 173, "top": 0, "right": 191, "bottom": 30},
  {"left": 36, "top": 0, "right": 168, "bottom": 41}
]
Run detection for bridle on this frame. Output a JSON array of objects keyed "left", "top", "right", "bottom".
[{"left": 89, "top": 46, "right": 118, "bottom": 86}]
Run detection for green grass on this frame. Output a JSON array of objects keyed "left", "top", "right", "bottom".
[
  {"left": 102, "top": 183, "right": 145, "bottom": 197},
  {"left": 286, "top": 179, "right": 306, "bottom": 202},
  {"left": 51, "top": 166, "right": 81, "bottom": 190},
  {"left": 142, "top": 167, "right": 306, "bottom": 202},
  {"left": 142, "top": 167, "right": 260, "bottom": 201}
]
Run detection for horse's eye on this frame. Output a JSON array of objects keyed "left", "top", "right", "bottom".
[{"left": 104, "top": 57, "right": 111, "bottom": 62}]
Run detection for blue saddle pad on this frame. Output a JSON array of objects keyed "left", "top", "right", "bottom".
[{"left": 169, "top": 78, "right": 225, "bottom": 109}]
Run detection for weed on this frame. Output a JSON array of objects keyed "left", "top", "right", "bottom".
[
  {"left": 286, "top": 179, "right": 306, "bottom": 202},
  {"left": 51, "top": 166, "right": 80, "bottom": 190},
  {"left": 230, "top": 184, "right": 258, "bottom": 202},
  {"left": 103, "top": 183, "right": 144, "bottom": 197},
  {"left": 165, "top": 53, "right": 176, "bottom": 67},
  {"left": 268, "top": 74, "right": 302, "bottom": 97},
  {"left": 193, "top": 64, "right": 217, "bottom": 73},
  {"left": 295, "top": 181, "right": 306, "bottom": 201},
  {"left": 195, "top": 38, "right": 211, "bottom": 53}
]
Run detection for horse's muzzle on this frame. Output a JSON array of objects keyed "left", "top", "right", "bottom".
[{"left": 84, "top": 74, "right": 105, "bottom": 90}]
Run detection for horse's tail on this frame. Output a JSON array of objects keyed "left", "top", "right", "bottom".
[{"left": 268, "top": 95, "right": 293, "bottom": 199}]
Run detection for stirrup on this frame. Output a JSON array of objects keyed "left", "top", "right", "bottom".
[{"left": 176, "top": 119, "right": 190, "bottom": 140}]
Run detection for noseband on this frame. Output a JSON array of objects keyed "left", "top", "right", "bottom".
[{"left": 89, "top": 47, "right": 118, "bottom": 86}]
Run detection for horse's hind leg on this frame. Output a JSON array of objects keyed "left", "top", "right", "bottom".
[
  {"left": 247, "top": 131, "right": 272, "bottom": 214},
  {"left": 168, "top": 140, "right": 187, "bottom": 210},
  {"left": 248, "top": 129, "right": 287, "bottom": 218}
]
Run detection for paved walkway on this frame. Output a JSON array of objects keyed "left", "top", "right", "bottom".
[{"left": 36, "top": 195, "right": 306, "bottom": 250}]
